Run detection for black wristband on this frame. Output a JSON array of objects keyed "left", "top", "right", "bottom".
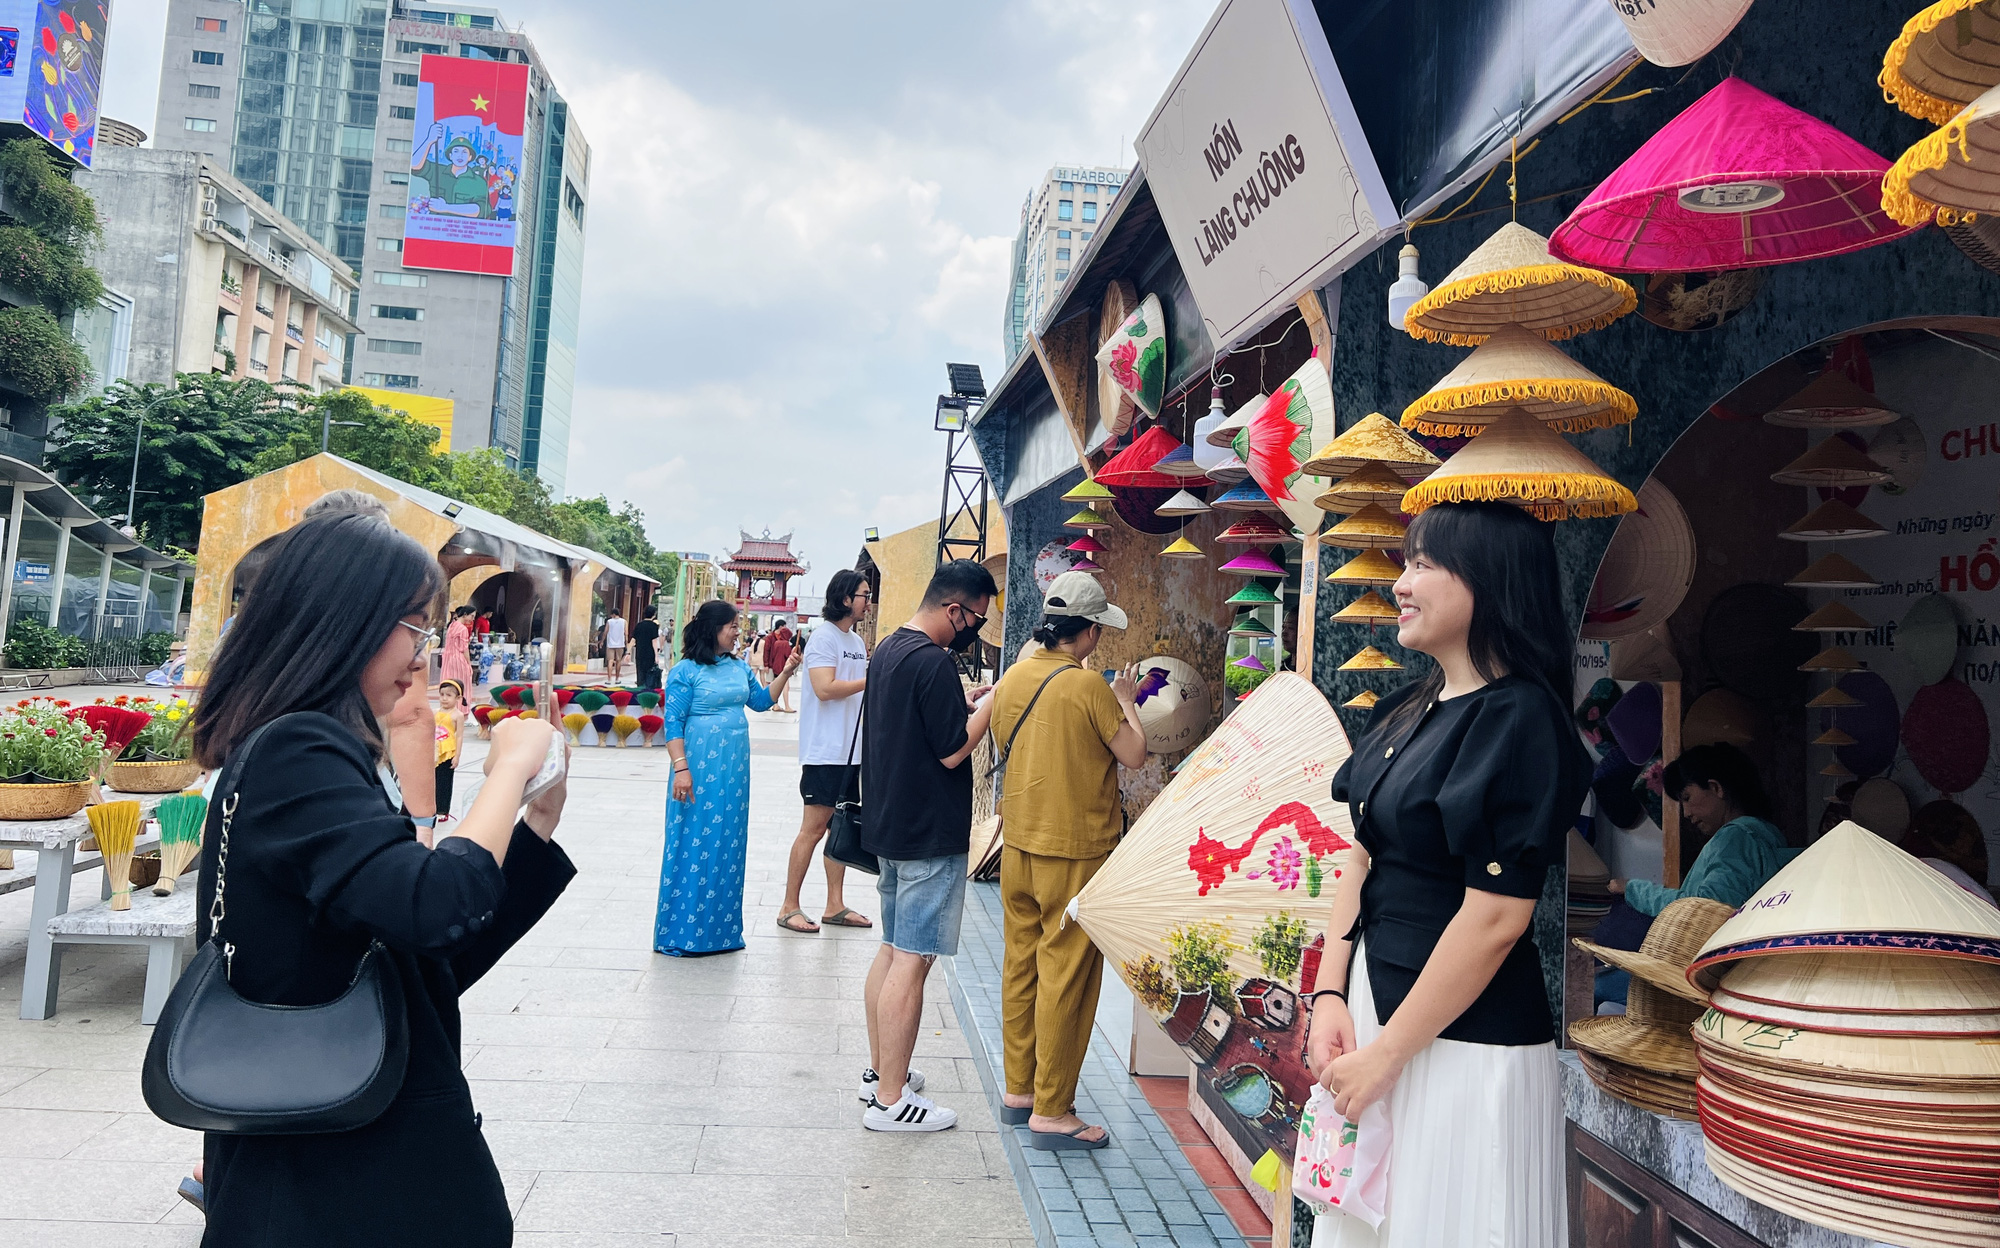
[{"left": 1309, "top": 988, "right": 1348, "bottom": 1003}]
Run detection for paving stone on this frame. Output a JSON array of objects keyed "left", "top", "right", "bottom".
[{"left": 1082, "top": 1196, "right": 1125, "bottom": 1223}]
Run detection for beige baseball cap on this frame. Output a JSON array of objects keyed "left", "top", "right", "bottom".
[{"left": 1043, "top": 570, "right": 1128, "bottom": 629}]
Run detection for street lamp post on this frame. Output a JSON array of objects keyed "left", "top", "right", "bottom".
[
  {"left": 321, "top": 410, "right": 363, "bottom": 451},
  {"left": 124, "top": 391, "right": 179, "bottom": 537}
]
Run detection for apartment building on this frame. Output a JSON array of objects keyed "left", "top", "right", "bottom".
[{"left": 1002, "top": 164, "right": 1129, "bottom": 362}]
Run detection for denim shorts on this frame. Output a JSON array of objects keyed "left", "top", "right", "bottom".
[{"left": 877, "top": 854, "right": 969, "bottom": 958}]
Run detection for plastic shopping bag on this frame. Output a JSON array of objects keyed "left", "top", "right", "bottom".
[{"left": 1291, "top": 1084, "right": 1391, "bottom": 1229}]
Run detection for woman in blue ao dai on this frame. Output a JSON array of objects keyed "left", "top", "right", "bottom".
[{"left": 655, "top": 600, "right": 801, "bottom": 956}]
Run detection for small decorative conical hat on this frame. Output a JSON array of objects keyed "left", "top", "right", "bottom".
[
  {"left": 1215, "top": 515, "right": 1289, "bottom": 544},
  {"left": 1402, "top": 221, "right": 1636, "bottom": 344},
  {"left": 1063, "top": 476, "right": 1116, "bottom": 502},
  {"left": 1788, "top": 552, "right": 1881, "bottom": 589},
  {"left": 1328, "top": 548, "right": 1402, "bottom": 586},
  {"left": 1154, "top": 489, "right": 1211, "bottom": 517},
  {"left": 1764, "top": 373, "right": 1899, "bottom": 428},
  {"left": 1338, "top": 646, "right": 1403, "bottom": 671},
  {"left": 1782, "top": 499, "right": 1887, "bottom": 541},
  {"left": 1690, "top": 821, "right": 2000, "bottom": 991},
  {"left": 1231, "top": 652, "right": 1269, "bottom": 671},
  {"left": 1331, "top": 591, "right": 1399, "bottom": 624},
  {"left": 1226, "top": 581, "right": 1281, "bottom": 605},
  {"left": 1807, "top": 683, "right": 1862, "bottom": 708},
  {"left": 1320, "top": 503, "right": 1407, "bottom": 549},
  {"left": 1399, "top": 408, "right": 1637, "bottom": 521},
  {"left": 1300, "top": 413, "right": 1442, "bottom": 478},
  {"left": 1771, "top": 437, "right": 1893, "bottom": 486},
  {"left": 1820, "top": 759, "right": 1856, "bottom": 780},
  {"left": 1220, "top": 549, "right": 1286, "bottom": 577},
  {"left": 1212, "top": 480, "right": 1279, "bottom": 511},
  {"left": 1160, "top": 535, "right": 1204, "bottom": 558},
  {"left": 1228, "top": 614, "right": 1274, "bottom": 637},
  {"left": 1813, "top": 726, "right": 1859, "bottom": 746},
  {"left": 1342, "top": 690, "right": 1380, "bottom": 710},
  {"left": 1072, "top": 556, "right": 1104, "bottom": 572},
  {"left": 1801, "top": 647, "right": 1864, "bottom": 673},
  {"left": 1401, "top": 324, "right": 1638, "bottom": 436},
  {"left": 1880, "top": 0, "right": 2000, "bottom": 126},
  {"left": 1312, "top": 462, "right": 1410, "bottom": 514},
  {"left": 1794, "top": 601, "right": 1872, "bottom": 632},
  {"left": 1153, "top": 441, "right": 1212, "bottom": 480},
  {"left": 1066, "top": 534, "right": 1107, "bottom": 554},
  {"left": 1065, "top": 506, "right": 1112, "bottom": 530}
]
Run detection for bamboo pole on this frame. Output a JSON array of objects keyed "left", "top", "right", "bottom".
[{"left": 1660, "top": 679, "right": 1683, "bottom": 886}]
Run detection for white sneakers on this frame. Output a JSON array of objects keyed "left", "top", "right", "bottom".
[
  {"left": 856, "top": 1065, "right": 924, "bottom": 1104},
  {"left": 863, "top": 1087, "right": 957, "bottom": 1133}
]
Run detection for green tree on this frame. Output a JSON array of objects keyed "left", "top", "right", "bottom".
[
  {"left": 426, "top": 447, "right": 557, "bottom": 531},
  {"left": 249, "top": 388, "right": 443, "bottom": 483},
  {"left": 547, "top": 494, "right": 679, "bottom": 586},
  {"left": 43, "top": 374, "right": 311, "bottom": 548}
]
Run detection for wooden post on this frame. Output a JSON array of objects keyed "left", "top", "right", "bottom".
[
  {"left": 1272, "top": 1163, "right": 1295, "bottom": 1242},
  {"left": 1295, "top": 531, "right": 1319, "bottom": 675},
  {"left": 1660, "top": 679, "right": 1683, "bottom": 886}
]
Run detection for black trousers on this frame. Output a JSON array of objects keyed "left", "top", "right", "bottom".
[{"left": 435, "top": 759, "right": 455, "bottom": 817}]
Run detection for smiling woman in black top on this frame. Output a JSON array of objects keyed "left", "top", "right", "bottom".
[{"left": 1306, "top": 501, "right": 1588, "bottom": 1248}]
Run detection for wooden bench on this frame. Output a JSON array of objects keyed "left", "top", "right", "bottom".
[
  {"left": 0, "top": 838, "right": 160, "bottom": 900},
  {"left": 45, "top": 888, "right": 197, "bottom": 1024}
]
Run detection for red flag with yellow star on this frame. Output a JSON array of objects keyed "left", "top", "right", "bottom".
[{"left": 404, "top": 54, "right": 530, "bottom": 276}]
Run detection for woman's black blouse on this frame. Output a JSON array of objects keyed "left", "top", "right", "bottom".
[
  {"left": 1330, "top": 676, "right": 1588, "bottom": 1047},
  {"left": 193, "top": 712, "right": 575, "bottom": 1246}
]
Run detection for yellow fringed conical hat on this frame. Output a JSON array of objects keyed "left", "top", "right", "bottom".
[
  {"left": 1311, "top": 461, "right": 1409, "bottom": 513},
  {"left": 1300, "top": 413, "right": 1441, "bottom": 479},
  {"left": 1401, "top": 324, "right": 1637, "bottom": 436},
  {"left": 1402, "top": 221, "right": 1636, "bottom": 345},
  {"left": 1880, "top": 0, "right": 2000, "bottom": 126},
  {"left": 1399, "top": 408, "right": 1637, "bottom": 521}
]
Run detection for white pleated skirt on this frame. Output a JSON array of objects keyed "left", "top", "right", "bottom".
[{"left": 1312, "top": 944, "right": 1567, "bottom": 1248}]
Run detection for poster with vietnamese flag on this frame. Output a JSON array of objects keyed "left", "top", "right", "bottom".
[{"left": 403, "top": 54, "right": 529, "bottom": 276}]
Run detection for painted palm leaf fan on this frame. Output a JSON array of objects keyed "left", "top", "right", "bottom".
[
  {"left": 1069, "top": 673, "right": 1354, "bottom": 1159},
  {"left": 1232, "top": 353, "right": 1337, "bottom": 533},
  {"left": 151, "top": 792, "right": 207, "bottom": 895},
  {"left": 89, "top": 800, "right": 143, "bottom": 912}
]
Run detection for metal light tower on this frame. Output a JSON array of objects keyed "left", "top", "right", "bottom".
[{"left": 935, "top": 362, "right": 989, "bottom": 570}]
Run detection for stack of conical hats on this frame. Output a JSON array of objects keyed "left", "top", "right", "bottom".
[{"left": 1690, "top": 821, "right": 2000, "bottom": 1248}]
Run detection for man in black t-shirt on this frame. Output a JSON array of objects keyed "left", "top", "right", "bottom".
[
  {"left": 631, "top": 604, "right": 662, "bottom": 690},
  {"left": 856, "top": 560, "right": 997, "bottom": 1133}
]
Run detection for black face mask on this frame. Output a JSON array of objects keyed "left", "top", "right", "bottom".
[{"left": 948, "top": 607, "right": 985, "bottom": 652}]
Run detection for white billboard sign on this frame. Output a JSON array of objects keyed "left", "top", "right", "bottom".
[{"left": 1138, "top": 0, "right": 1396, "bottom": 349}]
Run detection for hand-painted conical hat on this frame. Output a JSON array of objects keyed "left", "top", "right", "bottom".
[
  {"left": 1299, "top": 413, "right": 1442, "bottom": 479},
  {"left": 1328, "top": 548, "right": 1402, "bottom": 586},
  {"left": 1581, "top": 478, "right": 1697, "bottom": 640},
  {"left": 1690, "top": 821, "right": 2000, "bottom": 991},
  {"left": 1070, "top": 672, "right": 1353, "bottom": 1160},
  {"left": 1400, "top": 324, "right": 1638, "bottom": 436},
  {"left": 1881, "top": 0, "right": 2000, "bottom": 126},
  {"left": 1311, "top": 462, "right": 1409, "bottom": 514},
  {"left": 1399, "top": 408, "right": 1638, "bottom": 521},
  {"left": 1231, "top": 356, "right": 1336, "bottom": 533},
  {"left": 1132, "top": 656, "right": 1211, "bottom": 754},
  {"left": 1206, "top": 392, "right": 1263, "bottom": 445},
  {"left": 1095, "top": 292, "right": 1167, "bottom": 424},
  {"left": 1402, "top": 221, "right": 1635, "bottom": 344},
  {"left": 1609, "top": 0, "right": 1755, "bottom": 68},
  {"left": 1215, "top": 514, "right": 1289, "bottom": 544},
  {"left": 1694, "top": 1005, "right": 2000, "bottom": 1085}
]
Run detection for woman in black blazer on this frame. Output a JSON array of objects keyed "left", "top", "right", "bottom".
[
  {"left": 1305, "top": 502, "right": 1589, "bottom": 1248},
  {"left": 186, "top": 512, "right": 574, "bottom": 1247}
]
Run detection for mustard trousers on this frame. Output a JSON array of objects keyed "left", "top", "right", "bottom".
[{"left": 1000, "top": 845, "right": 1109, "bottom": 1117}]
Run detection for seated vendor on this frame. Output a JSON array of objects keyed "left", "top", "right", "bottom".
[{"left": 1610, "top": 743, "right": 1795, "bottom": 915}]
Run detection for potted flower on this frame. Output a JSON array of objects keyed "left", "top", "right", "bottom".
[
  {"left": 0, "top": 699, "right": 107, "bottom": 820},
  {"left": 109, "top": 695, "right": 200, "bottom": 792}
]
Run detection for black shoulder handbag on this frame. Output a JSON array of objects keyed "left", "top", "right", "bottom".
[
  {"left": 823, "top": 702, "right": 877, "bottom": 875},
  {"left": 143, "top": 718, "right": 411, "bottom": 1135}
]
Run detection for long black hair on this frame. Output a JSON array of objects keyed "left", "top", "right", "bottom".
[
  {"left": 682, "top": 599, "right": 738, "bottom": 665},
  {"left": 1381, "top": 502, "right": 1574, "bottom": 733},
  {"left": 1663, "top": 743, "right": 1773, "bottom": 820},
  {"left": 194, "top": 512, "right": 446, "bottom": 767}
]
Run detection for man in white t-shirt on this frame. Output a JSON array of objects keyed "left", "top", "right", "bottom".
[
  {"left": 779, "top": 570, "right": 874, "bottom": 933},
  {"left": 604, "top": 612, "right": 628, "bottom": 682}
]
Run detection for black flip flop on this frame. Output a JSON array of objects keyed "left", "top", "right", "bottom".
[{"left": 1030, "top": 1123, "right": 1111, "bottom": 1151}]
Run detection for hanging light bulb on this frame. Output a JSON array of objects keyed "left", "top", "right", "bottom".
[
  {"left": 1386, "top": 242, "right": 1428, "bottom": 331},
  {"left": 1190, "top": 384, "right": 1230, "bottom": 474}
]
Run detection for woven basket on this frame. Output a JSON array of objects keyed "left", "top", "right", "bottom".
[
  {"left": 0, "top": 780, "right": 92, "bottom": 821},
  {"left": 109, "top": 759, "right": 201, "bottom": 794}
]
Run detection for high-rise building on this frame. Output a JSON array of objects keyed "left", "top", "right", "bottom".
[
  {"left": 151, "top": 1, "right": 589, "bottom": 494},
  {"left": 1001, "top": 164, "right": 1129, "bottom": 363}
]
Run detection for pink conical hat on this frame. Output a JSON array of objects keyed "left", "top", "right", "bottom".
[
  {"left": 1219, "top": 549, "right": 1285, "bottom": 577},
  {"left": 1549, "top": 78, "right": 1923, "bottom": 272}
]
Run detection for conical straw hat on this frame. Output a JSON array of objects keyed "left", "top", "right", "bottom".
[
  {"left": 1311, "top": 461, "right": 1410, "bottom": 514},
  {"left": 1065, "top": 506, "right": 1112, "bottom": 530},
  {"left": 1580, "top": 1051, "right": 1698, "bottom": 1119},
  {"left": 1800, "top": 648, "right": 1863, "bottom": 673},
  {"left": 1609, "top": 0, "right": 1754, "bottom": 68},
  {"left": 1402, "top": 221, "right": 1636, "bottom": 345},
  {"left": 1342, "top": 690, "right": 1380, "bottom": 710},
  {"left": 1300, "top": 413, "right": 1442, "bottom": 478},
  {"left": 1099, "top": 426, "right": 1188, "bottom": 490},
  {"left": 1570, "top": 827, "right": 1611, "bottom": 881},
  {"left": 1706, "top": 1143, "right": 2000, "bottom": 1248},
  {"left": 1708, "top": 988, "right": 2000, "bottom": 1038},
  {"left": 1794, "top": 601, "right": 1872, "bottom": 631},
  {"left": 1581, "top": 477, "right": 1697, "bottom": 640},
  {"left": 1690, "top": 821, "right": 2000, "bottom": 991},
  {"left": 1812, "top": 726, "right": 1859, "bottom": 746},
  {"left": 1072, "top": 556, "right": 1104, "bottom": 572},
  {"left": 1160, "top": 536, "right": 1204, "bottom": 558},
  {"left": 1226, "top": 581, "right": 1281, "bottom": 605},
  {"left": 1886, "top": 80, "right": 2000, "bottom": 224},
  {"left": 1328, "top": 548, "right": 1402, "bottom": 586},
  {"left": 1805, "top": 683, "right": 1861, "bottom": 709},
  {"left": 1153, "top": 441, "right": 1211, "bottom": 480},
  {"left": 1576, "top": 896, "right": 1737, "bottom": 1004},
  {"left": 1220, "top": 549, "right": 1286, "bottom": 577},
  {"left": 1881, "top": 0, "right": 2000, "bottom": 125},
  {"left": 1228, "top": 614, "right": 1274, "bottom": 637},
  {"left": 1694, "top": 1005, "right": 2000, "bottom": 1085},
  {"left": 1212, "top": 480, "right": 1278, "bottom": 511},
  {"left": 1216, "top": 515, "right": 1289, "bottom": 544},
  {"left": 1770, "top": 437, "right": 1893, "bottom": 486},
  {"left": 1401, "top": 324, "right": 1638, "bottom": 436},
  {"left": 1070, "top": 673, "right": 1353, "bottom": 1158},
  {"left": 1338, "top": 646, "right": 1404, "bottom": 671},
  {"left": 1330, "top": 591, "right": 1399, "bottom": 624},
  {"left": 1820, "top": 759, "right": 1857, "bottom": 779},
  {"left": 1787, "top": 552, "right": 1881, "bottom": 589},
  {"left": 1781, "top": 499, "right": 1887, "bottom": 541},
  {"left": 1231, "top": 652, "right": 1269, "bottom": 672},
  {"left": 1154, "top": 489, "right": 1211, "bottom": 517},
  {"left": 1718, "top": 949, "right": 2000, "bottom": 1016},
  {"left": 1320, "top": 503, "right": 1407, "bottom": 550},
  {"left": 1063, "top": 476, "right": 1116, "bottom": 502},
  {"left": 1764, "top": 373, "right": 1899, "bottom": 428},
  {"left": 1066, "top": 534, "right": 1106, "bottom": 554},
  {"left": 1399, "top": 408, "right": 1638, "bottom": 521}
]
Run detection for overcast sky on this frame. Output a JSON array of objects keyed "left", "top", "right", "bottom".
[{"left": 101, "top": 0, "right": 1215, "bottom": 600}]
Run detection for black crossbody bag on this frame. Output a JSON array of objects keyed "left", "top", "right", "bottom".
[
  {"left": 823, "top": 703, "right": 876, "bottom": 875},
  {"left": 143, "top": 717, "right": 411, "bottom": 1135}
]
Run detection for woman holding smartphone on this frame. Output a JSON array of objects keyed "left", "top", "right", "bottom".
[
  {"left": 188, "top": 511, "right": 573, "bottom": 1246},
  {"left": 1306, "top": 502, "right": 1589, "bottom": 1247}
]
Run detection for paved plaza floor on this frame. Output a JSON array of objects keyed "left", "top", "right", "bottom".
[{"left": 0, "top": 700, "right": 1034, "bottom": 1246}]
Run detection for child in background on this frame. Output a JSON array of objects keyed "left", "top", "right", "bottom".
[{"left": 435, "top": 679, "right": 466, "bottom": 825}]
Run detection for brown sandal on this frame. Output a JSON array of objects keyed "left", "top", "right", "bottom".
[
  {"left": 777, "top": 909, "right": 819, "bottom": 934},
  {"left": 820, "top": 907, "right": 874, "bottom": 928}
]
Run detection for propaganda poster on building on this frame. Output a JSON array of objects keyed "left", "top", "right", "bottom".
[{"left": 404, "top": 54, "right": 528, "bottom": 276}]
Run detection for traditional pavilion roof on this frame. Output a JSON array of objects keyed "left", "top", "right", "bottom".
[{"left": 723, "top": 530, "right": 807, "bottom": 576}]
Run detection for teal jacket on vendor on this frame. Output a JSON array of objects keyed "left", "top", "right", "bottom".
[{"left": 1624, "top": 816, "right": 1795, "bottom": 916}]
